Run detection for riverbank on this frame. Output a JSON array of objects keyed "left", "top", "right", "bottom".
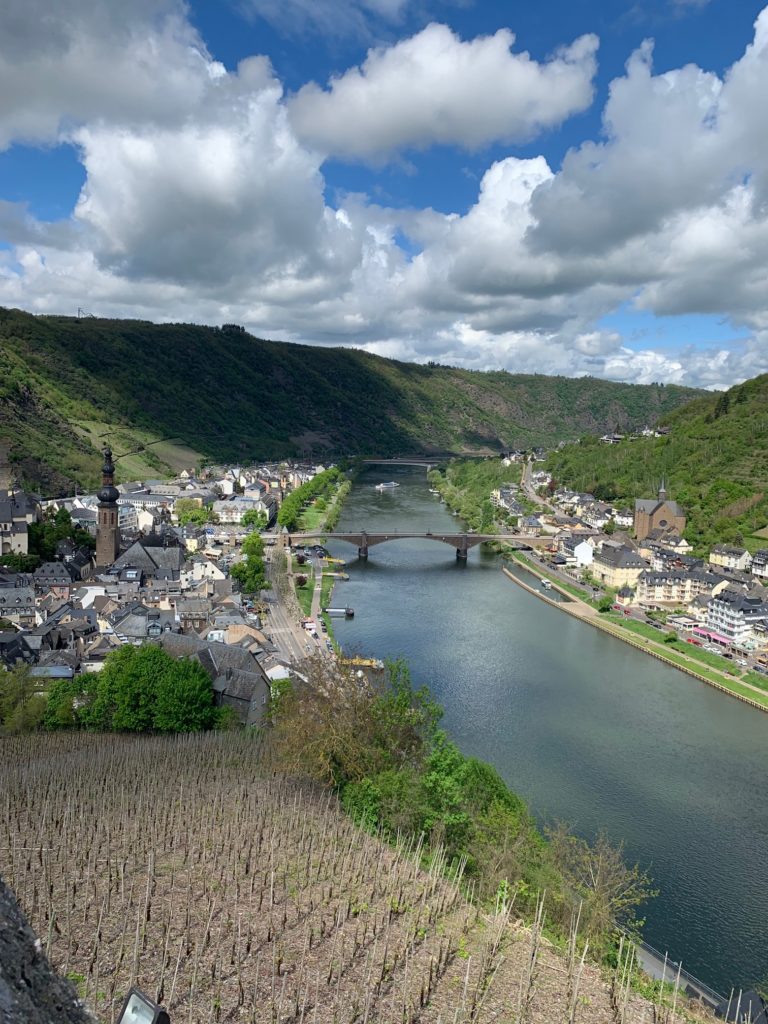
[
  {"left": 505, "top": 553, "right": 768, "bottom": 713},
  {"left": 325, "top": 465, "right": 768, "bottom": 992}
]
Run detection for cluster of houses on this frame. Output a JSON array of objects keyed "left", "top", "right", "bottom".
[
  {"left": 598, "top": 426, "right": 671, "bottom": 444},
  {"left": 488, "top": 466, "right": 768, "bottom": 654},
  {"left": 61, "top": 463, "right": 323, "bottom": 536},
  {"left": 0, "top": 459, "right": 329, "bottom": 725}
]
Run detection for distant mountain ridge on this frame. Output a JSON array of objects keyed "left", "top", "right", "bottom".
[
  {"left": 546, "top": 374, "right": 768, "bottom": 552},
  {"left": 0, "top": 306, "right": 702, "bottom": 494}
]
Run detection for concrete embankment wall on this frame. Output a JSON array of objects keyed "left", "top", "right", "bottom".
[{"left": 502, "top": 564, "right": 768, "bottom": 715}]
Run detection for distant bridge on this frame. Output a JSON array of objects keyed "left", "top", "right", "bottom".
[
  {"left": 361, "top": 457, "right": 446, "bottom": 469},
  {"left": 287, "top": 530, "right": 549, "bottom": 561}
]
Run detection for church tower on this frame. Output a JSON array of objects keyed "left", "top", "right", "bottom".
[
  {"left": 658, "top": 478, "right": 667, "bottom": 502},
  {"left": 95, "top": 446, "right": 120, "bottom": 567}
]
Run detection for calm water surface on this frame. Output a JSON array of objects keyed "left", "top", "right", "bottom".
[{"left": 327, "top": 466, "right": 768, "bottom": 994}]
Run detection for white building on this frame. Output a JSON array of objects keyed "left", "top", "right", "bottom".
[{"left": 706, "top": 587, "right": 768, "bottom": 644}]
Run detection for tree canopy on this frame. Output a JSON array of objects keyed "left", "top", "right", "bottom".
[
  {"left": 0, "top": 665, "right": 47, "bottom": 735},
  {"left": 176, "top": 498, "right": 216, "bottom": 527},
  {"left": 230, "top": 531, "right": 269, "bottom": 594},
  {"left": 77, "top": 645, "right": 216, "bottom": 733}
]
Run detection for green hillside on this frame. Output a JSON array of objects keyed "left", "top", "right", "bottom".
[
  {"left": 547, "top": 375, "right": 768, "bottom": 552},
  {"left": 0, "top": 306, "right": 701, "bottom": 494}
]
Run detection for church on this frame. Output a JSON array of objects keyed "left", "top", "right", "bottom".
[
  {"left": 633, "top": 481, "right": 687, "bottom": 542},
  {"left": 94, "top": 446, "right": 183, "bottom": 576}
]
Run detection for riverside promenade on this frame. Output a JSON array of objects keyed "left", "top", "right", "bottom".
[{"left": 503, "top": 557, "right": 768, "bottom": 714}]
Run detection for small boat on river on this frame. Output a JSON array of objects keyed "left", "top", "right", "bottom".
[{"left": 375, "top": 481, "right": 399, "bottom": 491}]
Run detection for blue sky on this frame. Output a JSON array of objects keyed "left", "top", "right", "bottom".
[{"left": 1, "top": 0, "right": 767, "bottom": 388}]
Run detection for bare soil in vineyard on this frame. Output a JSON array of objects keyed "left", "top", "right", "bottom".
[{"left": 0, "top": 733, "right": 713, "bottom": 1024}]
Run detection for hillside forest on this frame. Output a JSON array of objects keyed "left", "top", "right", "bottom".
[
  {"left": 546, "top": 374, "right": 768, "bottom": 553},
  {"left": 0, "top": 306, "right": 700, "bottom": 494}
]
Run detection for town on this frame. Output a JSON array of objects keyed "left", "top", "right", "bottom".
[
  {"left": 0, "top": 448, "right": 344, "bottom": 729},
  {"left": 5, "top": 436, "right": 768, "bottom": 719},
  {"left": 485, "top": 453, "right": 768, "bottom": 677}
]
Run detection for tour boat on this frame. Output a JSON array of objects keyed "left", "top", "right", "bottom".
[{"left": 374, "top": 481, "right": 399, "bottom": 491}]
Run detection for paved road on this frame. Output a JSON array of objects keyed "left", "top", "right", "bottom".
[
  {"left": 263, "top": 551, "right": 311, "bottom": 663},
  {"left": 521, "top": 459, "right": 549, "bottom": 507}
]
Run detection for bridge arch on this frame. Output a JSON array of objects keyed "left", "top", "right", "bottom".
[{"left": 287, "top": 530, "right": 548, "bottom": 561}]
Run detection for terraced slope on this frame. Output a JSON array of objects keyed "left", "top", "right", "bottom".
[{"left": 0, "top": 732, "right": 704, "bottom": 1023}]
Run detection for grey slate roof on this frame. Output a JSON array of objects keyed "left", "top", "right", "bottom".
[
  {"left": 595, "top": 545, "right": 648, "bottom": 569},
  {"left": 634, "top": 497, "right": 686, "bottom": 517}
]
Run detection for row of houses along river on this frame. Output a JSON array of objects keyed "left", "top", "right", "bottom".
[{"left": 325, "top": 464, "right": 768, "bottom": 997}]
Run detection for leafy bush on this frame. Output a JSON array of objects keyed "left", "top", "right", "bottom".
[
  {"left": 73, "top": 645, "right": 216, "bottom": 733},
  {"left": 0, "top": 665, "right": 46, "bottom": 734}
]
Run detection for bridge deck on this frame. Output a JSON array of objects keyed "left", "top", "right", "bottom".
[{"left": 287, "top": 531, "right": 548, "bottom": 548}]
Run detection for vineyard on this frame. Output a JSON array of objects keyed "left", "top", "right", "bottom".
[{"left": 0, "top": 732, "right": 706, "bottom": 1023}]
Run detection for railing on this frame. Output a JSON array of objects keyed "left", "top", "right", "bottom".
[{"left": 634, "top": 938, "right": 725, "bottom": 1009}]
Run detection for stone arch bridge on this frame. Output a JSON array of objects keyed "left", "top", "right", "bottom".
[{"left": 286, "top": 530, "right": 550, "bottom": 561}]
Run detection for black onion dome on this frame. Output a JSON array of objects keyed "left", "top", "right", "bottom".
[
  {"left": 98, "top": 484, "right": 120, "bottom": 504},
  {"left": 101, "top": 446, "right": 116, "bottom": 476}
]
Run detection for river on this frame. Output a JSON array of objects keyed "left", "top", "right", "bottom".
[{"left": 326, "top": 465, "right": 768, "bottom": 996}]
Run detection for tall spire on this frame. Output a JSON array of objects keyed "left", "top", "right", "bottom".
[
  {"left": 95, "top": 446, "right": 120, "bottom": 566},
  {"left": 658, "top": 477, "right": 667, "bottom": 502}
]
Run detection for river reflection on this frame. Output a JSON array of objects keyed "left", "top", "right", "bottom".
[{"left": 326, "top": 466, "right": 768, "bottom": 994}]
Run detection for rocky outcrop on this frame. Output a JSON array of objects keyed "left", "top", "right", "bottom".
[{"left": 0, "top": 874, "right": 94, "bottom": 1023}]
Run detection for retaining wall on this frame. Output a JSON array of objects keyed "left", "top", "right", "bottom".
[{"left": 502, "top": 563, "right": 768, "bottom": 715}]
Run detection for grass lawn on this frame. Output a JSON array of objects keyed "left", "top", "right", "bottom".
[
  {"left": 603, "top": 615, "right": 665, "bottom": 642},
  {"left": 295, "top": 564, "right": 314, "bottom": 616},
  {"left": 744, "top": 670, "right": 768, "bottom": 691},
  {"left": 298, "top": 502, "right": 328, "bottom": 531}
]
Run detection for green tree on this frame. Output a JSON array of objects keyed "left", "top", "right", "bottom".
[
  {"left": 713, "top": 391, "right": 730, "bottom": 419},
  {"left": 480, "top": 499, "right": 495, "bottom": 531},
  {"left": 84, "top": 644, "right": 161, "bottom": 731},
  {"left": 231, "top": 531, "right": 269, "bottom": 594},
  {"left": 28, "top": 507, "right": 95, "bottom": 562},
  {"left": 0, "top": 664, "right": 46, "bottom": 734},
  {"left": 546, "top": 824, "right": 656, "bottom": 947},
  {"left": 81, "top": 645, "right": 215, "bottom": 733},
  {"left": 0, "top": 552, "right": 40, "bottom": 572},
  {"left": 153, "top": 657, "right": 215, "bottom": 732},
  {"left": 241, "top": 509, "right": 268, "bottom": 530},
  {"left": 43, "top": 676, "right": 85, "bottom": 729},
  {"left": 176, "top": 498, "right": 215, "bottom": 527}
]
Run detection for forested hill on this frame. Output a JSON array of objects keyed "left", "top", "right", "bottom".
[
  {"left": 0, "top": 306, "right": 701, "bottom": 493},
  {"left": 547, "top": 374, "right": 768, "bottom": 552}
]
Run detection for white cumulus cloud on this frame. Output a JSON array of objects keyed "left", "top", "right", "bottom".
[
  {"left": 3, "top": 0, "right": 768, "bottom": 391},
  {"left": 0, "top": 0, "right": 217, "bottom": 150},
  {"left": 288, "top": 24, "right": 599, "bottom": 160}
]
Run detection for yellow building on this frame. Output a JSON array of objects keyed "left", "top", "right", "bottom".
[{"left": 592, "top": 544, "right": 649, "bottom": 589}]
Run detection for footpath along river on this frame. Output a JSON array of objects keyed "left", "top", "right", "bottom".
[{"left": 326, "top": 465, "right": 768, "bottom": 996}]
